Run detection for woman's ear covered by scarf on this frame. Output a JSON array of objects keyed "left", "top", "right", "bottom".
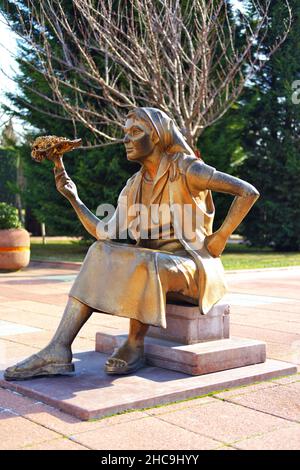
[{"left": 137, "top": 107, "right": 196, "bottom": 157}]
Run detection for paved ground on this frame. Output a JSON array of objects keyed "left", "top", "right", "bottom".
[{"left": 0, "top": 262, "right": 299, "bottom": 450}]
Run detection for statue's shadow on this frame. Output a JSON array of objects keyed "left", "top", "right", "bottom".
[
  {"left": 69, "top": 350, "right": 186, "bottom": 388},
  {"left": 0, "top": 350, "right": 189, "bottom": 421}
]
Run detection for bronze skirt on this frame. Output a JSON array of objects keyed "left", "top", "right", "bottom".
[{"left": 69, "top": 240, "right": 199, "bottom": 328}]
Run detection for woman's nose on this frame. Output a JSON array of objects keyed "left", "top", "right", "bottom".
[{"left": 123, "top": 134, "right": 130, "bottom": 144}]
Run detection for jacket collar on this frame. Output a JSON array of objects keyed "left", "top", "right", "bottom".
[{"left": 141, "top": 154, "right": 171, "bottom": 204}]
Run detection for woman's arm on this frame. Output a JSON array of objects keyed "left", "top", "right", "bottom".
[
  {"left": 54, "top": 159, "right": 100, "bottom": 239},
  {"left": 186, "top": 161, "right": 260, "bottom": 257}
]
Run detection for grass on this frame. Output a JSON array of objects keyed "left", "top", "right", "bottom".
[
  {"left": 30, "top": 240, "right": 89, "bottom": 263},
  {"left": 222, "top": 244, "right": 300, "bottom": 270},
  {"left": 30, "top": 239, "right": 300, "bottom": 270}
]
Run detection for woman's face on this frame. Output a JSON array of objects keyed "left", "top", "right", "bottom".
[{"left": 123, "top": 116, "right": 158, "bottom": 161}]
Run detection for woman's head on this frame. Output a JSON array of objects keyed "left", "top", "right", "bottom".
[
  {"left": 123, "top": 108, "right": 160, "bottom": 161},
  {"left": 123, "top": 107, "right": 194, "bottom": 161}
]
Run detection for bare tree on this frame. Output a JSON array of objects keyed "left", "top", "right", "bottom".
[{"left": 1, "top": 0, "right": 292, "bottom": 148}]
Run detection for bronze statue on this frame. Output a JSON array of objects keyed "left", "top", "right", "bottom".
[{"left": 4, "top": 107, "right": 259, "bottom": 380}]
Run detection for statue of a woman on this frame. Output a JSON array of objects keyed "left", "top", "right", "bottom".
[{"left": 4, "top": 107, "right": 259, "bottom": 380}]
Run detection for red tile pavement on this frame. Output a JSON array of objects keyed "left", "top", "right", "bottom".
[
  {"left": 69, "top": 416, "right": 223, "bottom": 450},
  {"left": 0, "top": 410, "right": 60, "bottom": 450},
  {"left": 217, "top": 380, "right": 300, "bottom": 422},
  {"left": 233, "top": 425, "right": 300, "bottom": 450},
  {"left": 150, "top": 398, "right": 295, "bottom": 443},
  {"left": 23, "top": 438, "right": 88, "bottom": 450},
  {"left": 0, "top": 262, "right": 299, "bottom": 450}
]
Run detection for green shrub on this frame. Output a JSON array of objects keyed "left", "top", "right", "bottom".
[{"left": 0, "top": 202, "right": 22, "bottom": 229}]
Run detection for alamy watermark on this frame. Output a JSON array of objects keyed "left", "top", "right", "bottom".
[
  {"left": 291, "top": 80, "right": 300, "bottom": 104},
  {"left": 95, "top": 197, "right": 206, "bottom": 250}
]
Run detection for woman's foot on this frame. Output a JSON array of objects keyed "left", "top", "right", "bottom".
[
  {"left": 104, "top": 340, "right": 145, "bottom": 375},
  {"left": 4, "top": 344, "right": 73, "bottom": 381}
]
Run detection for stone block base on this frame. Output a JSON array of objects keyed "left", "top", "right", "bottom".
[
  {"left": 1, "top": 351, "right": 296, "bottom": 421},
  {"left": 96, "top": 331, "right": 266, "bottom": 375},
  {"left": 148, "top": 302, "right": 230, "bottom": 344}
]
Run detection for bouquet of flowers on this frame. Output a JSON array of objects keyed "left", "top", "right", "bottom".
[{"left": 31, "top": 135, "right": 82, "bottom": 162}]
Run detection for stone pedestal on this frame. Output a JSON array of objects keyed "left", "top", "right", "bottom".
[
  {"left": 95, "top": 301, "right": 268, "bottom": 376},
  {"left": 1, "top": 354, "right": 296, "bottom": 421},
  {"left": 1, "top": 298, "right": 295, "bottom": 421},
  {"left": 96, "top": 333, "right": 266, "bottom": 376},
  {"left": 148, "top": 302, "right": 230, "bottom": 344}
]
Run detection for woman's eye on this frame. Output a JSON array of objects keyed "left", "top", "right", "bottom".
[{"left": 132, "top": 128, "right": 142, "bottom": 136}]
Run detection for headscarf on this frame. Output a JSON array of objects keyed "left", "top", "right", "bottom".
[{"left": 131, "top": 107, "right": 195, "bottom": 157}]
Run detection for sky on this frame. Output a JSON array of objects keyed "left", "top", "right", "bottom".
[{"left": 0, "top": 13, "right": 23, "bottom": 138}]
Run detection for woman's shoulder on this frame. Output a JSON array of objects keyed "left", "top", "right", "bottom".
[
  {"left": 176, "top": 153, "right": 198, "bottom": 174},
  {"left": 175, "top": 153, "right": 215, "bottom": 177},
  {"left": 173, "top": 153, "right": 216, "bottom": 194}
]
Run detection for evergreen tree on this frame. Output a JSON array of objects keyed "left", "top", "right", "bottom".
[
  {"left": 239, "top": 0, "right": 300, "bottom": 250},
  {"left": 1, "top": 0, "right": 295, "bottom": 245},
  {"left": 199, "top": 103, "right": 247, "bottom": 230},
  {"left": 0, "top": 0, "right": 136, "bottom": 236},
  {"left": 0, "top": 121, "right": 25, "bottom": 223}
]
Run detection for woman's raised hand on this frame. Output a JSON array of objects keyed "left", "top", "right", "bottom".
[{"left": 54, "top": 166, "right": 79, "bottom": 201}]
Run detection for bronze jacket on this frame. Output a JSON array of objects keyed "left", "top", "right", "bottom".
[{"left": 96, "top": 153, "right": 227, "bottom": 314}]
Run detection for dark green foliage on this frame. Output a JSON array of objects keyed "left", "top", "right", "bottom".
[
  {"left": 0, "top": 202, "right": 22, "bottom": 229},
  {"left": 239, "top": 0, "right": 300, "bottom": 250},
  {"left": 19, "top": 142, "right": 138, "bottom": 237},
  {"left": 0, "top": 147, "right": 18, "bottom": 205},
  {"left": 0, "top": 0, "right": 298, "bottom": 251},
  {"left": 199, "top": 103, "right": 247, "bottom": 231},
  {"left": 0, "top": 0, "right": 137, "bottom": 237}
]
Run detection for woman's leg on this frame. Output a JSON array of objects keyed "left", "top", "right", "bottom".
[
  {"left": 105, "top": 319, "right": 149, "bottom": 374},
  {"left": 4, "top": 297, "right": 93, "bottom": 380},
  {"left": 105, "top": 252, "right": 199, "bottom": 375}
]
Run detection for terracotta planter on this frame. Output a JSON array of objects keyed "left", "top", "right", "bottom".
[{"left": 0, "top": 229, "right": 30, "bottom": 271}]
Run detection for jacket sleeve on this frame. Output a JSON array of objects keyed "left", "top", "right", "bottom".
[{"left": 185, "top": 159, "right": 216, "bottom": 196}]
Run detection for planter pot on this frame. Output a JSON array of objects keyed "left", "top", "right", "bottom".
[{"left": 0, "top": 228, "right": 30, "bottom": 271}]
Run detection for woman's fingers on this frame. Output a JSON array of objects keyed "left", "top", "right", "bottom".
[
  {"left": 53, "top": 167, "right": 77, "bottom": 198},
  {"left": 55, "top": 171, "right": 72, "bottom": 188}
]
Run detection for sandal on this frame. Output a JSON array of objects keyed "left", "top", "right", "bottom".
[
  {"left": 104, "top": 355, "right": 146, "bottom": 375},
  {"left": 4, "top": 354, "right": 75, "bottom": 381}
]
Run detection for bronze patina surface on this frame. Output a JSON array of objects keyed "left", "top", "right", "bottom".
[{"left": 4, "top": 107, "right": 259, "bottom": 380}]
